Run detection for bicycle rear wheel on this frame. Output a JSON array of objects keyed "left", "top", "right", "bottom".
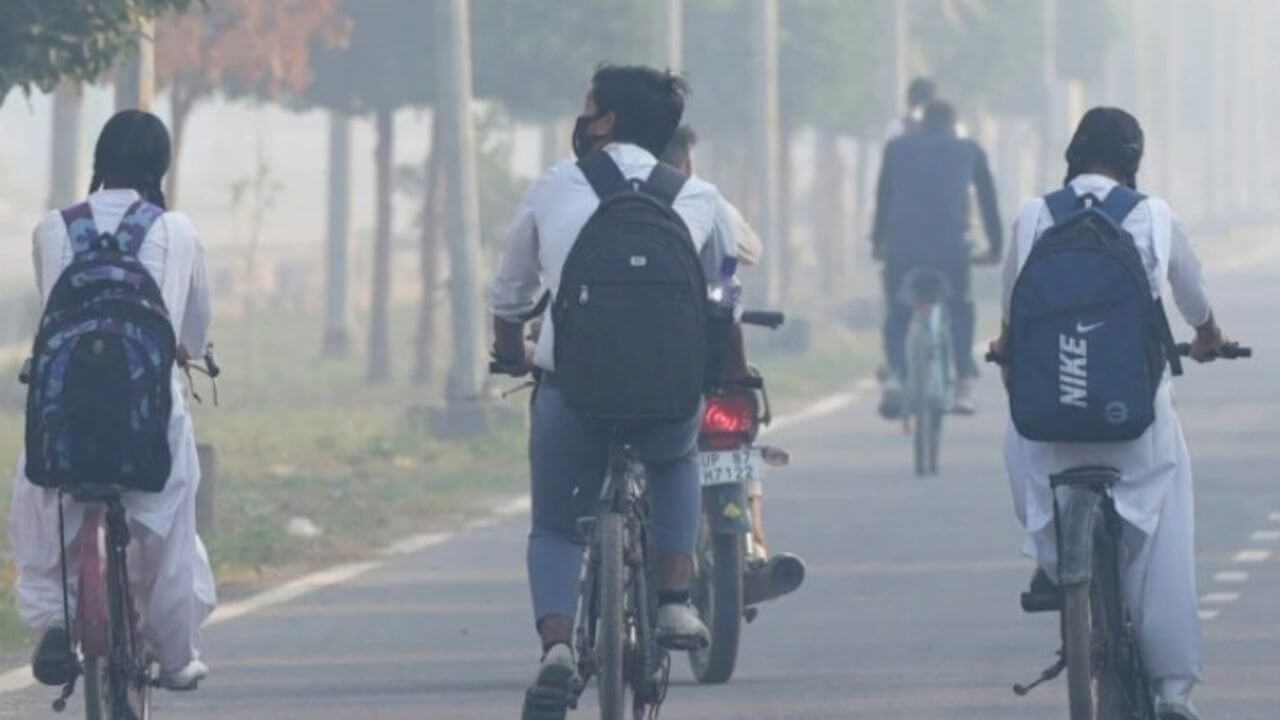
[
  {"left": 82, "top": 657, "right": 108, "bottom": 720},
  {"left": 597, "top": 511, "right": 627, "bottom": 720},
  {"left": 1063, "top": 520, "right": 1127, "bottom": 720},
  {"left": 1062, "top": 582, "right": 1098, "bottom": 720}
]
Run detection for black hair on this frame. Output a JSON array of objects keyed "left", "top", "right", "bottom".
[
  {"left": 89, "top": 110, "right": 171, "bottom": 209},
  {"left": 907, "top": 77, "right": 936, "bottom": 108},
  {"left": 590, "top": 64, "right": 689, "bottom": 158},
  {"left": 922, "top": 100, "right": 956, "bottom": 133},
  {"left": 660, "top": 124, "right": 698, "bottom": 168},
  {"left": 1064, "top": 107, "right": 1144, "bottom": 189}
]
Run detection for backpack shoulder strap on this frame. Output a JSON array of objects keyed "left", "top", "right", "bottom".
[
  {"left": 1043, "top": 187, "right": 1081, "bottom": 224},
  {"left": 60, "top": 203, "right": 100, "bottom": 255},
  {"left": 1099, "top": 185, "right": 1146, "bottom": 225},
  {"left": 114, "top": 200, "right": 164, "bottom": 255},
  {"left": 577, "top": 150, "right": 630, "bottom": 200},
  {"left": 640, "top": 162, "right": 688, "bottom": 207}
]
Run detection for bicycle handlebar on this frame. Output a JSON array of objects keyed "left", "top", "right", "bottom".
[
  {"left": 740, "top": 310, "right": 786, "bottom": 329},
  {"left": 1175, "top": 342, "right": 1252, "bottom": 360}
]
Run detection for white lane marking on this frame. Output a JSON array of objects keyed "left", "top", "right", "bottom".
[
  {"left": 1249, "top": 530, "right": 1280, "bottom": 543},
  {"left": 761, "top": 378, "right": 876, "bottom": 437},
  {"left": 1200, "top": 592, "right": 1241, "bottom": 604},
  {"left": 464, "top": 517, "right": 499, "bottom": 530},
  {"left": 379, "top": 532, "right": 452, "bottom": 557},
  {"left": 493, "top": 495, "right": 532, "bottom": 517},
  {"left": 207, "top": 560, "right": 385, "bottom": 626},
  {"left": 1214, "top": 570, "right": 1249, "bottom": 584},
  {"left": 1198, "top": 610, "right": 1221, "bottom": 621},
  {"left": 1234, "top": 549, "right": 1272, "bottom": 564}
]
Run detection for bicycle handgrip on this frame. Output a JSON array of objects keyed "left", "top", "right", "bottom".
[
  {"left": 1175, "top": 342, "right": 1252, "bottom": 360},
  {"left": 740, "top": 311, "right": 786, "bottom": 329},
  {"left": 204, "top": 350, "right": 222, "bottom": 379}
]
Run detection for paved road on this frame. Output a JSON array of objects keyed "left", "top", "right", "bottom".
[{"left": 3, "top": 251, "right": 1278, "bottom": 719}]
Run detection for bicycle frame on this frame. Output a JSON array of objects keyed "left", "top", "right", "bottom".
[{"left": 573, "top": 441, "right": 668, "bottom": 718}]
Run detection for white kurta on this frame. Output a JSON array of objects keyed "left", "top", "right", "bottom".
[
  {"left": 1001, "top": 175, "right": 1212, "bottom": 687},
  {"left": 10, "top": 189, "right": 217, "bottom": 671}
]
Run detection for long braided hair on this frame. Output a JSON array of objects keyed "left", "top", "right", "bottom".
[
  {"left": 1063, "top": 107, "right": 1145, "bottom": 190},
  {"left": 88, "top": 110, "right": 171, "bottom": 210}
]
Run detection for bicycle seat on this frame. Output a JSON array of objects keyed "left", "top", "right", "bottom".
[
  {"left": 1049, "top": 466, "right": 1122, "bottom": 489},
  {"left": 62, "top": 484, "right": 130, "bottom": 504},
  {"left": 897, "top": 267, "right": 952, "bottom": 306}
]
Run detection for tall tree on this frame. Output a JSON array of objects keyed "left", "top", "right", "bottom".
[
  {"left": 47, "top": 82, "right": 83, "bottom": 209},
  {"left": 305, "top": 0, "right": 434, "bottom": 383},
  {"left": 154, "top": 0, "right": 347, "bottom": 204},
  {"left": 0, "top": 0, "right": 199, "bottom": 99}
]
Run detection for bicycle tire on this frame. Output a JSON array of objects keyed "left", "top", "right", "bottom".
[
  {"left": 597, "top": 511, "right": 627, "bottom": 720},
  {"left": 82, "top": 656, "right": 108, "bottom": 720},
  {"left": 927, "top": 409, "right": 943, "bottom": 474},
  {"left": 689, "top": 523, "right": 744, "bottom": 684},
  {"left": 1063, "top": 582, "right": 1098, "bottom": 720}
]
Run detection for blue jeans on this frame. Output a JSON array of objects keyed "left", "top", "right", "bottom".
[{"left": 527, "top": 383, "right": 702, "bottom": 624}]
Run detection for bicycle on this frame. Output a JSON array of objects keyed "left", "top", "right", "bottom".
[
  {"left": 997, "top": 342, "right": 1250, "bottom": 720},
  {"left": 900, "top": 268, "right": 954, "bottom": 476},
  {"left": 42, "top": 349, "right": 220, "bottom": 720},
  {"left": 490, "top": 361, "right": 670, "bottom": 720}
]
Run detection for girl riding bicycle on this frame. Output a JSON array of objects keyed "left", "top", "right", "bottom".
[{"left": 994, "top": 107, "right": 1231, "bottom": 720}]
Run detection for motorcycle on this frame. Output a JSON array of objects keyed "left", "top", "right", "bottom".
[{"left": 689, "top": 310, "right": 807, "bottom": 684}]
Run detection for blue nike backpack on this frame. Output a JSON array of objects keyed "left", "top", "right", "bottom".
[
  {"left": 1006, "top": 186, "right": 1181, "bottom": 443},
  {"left": 23, "top": 200, "right": 177, "bottom": 492}
]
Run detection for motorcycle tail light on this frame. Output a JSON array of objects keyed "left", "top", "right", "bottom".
[{"left": 700, "top": 393, "right": 757, "bottom": 450}]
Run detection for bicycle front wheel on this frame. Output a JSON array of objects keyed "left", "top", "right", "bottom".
[{"left": 597, "top": 511, "right": 627, "bottom": 720}]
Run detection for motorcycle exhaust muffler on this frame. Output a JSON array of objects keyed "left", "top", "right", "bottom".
[{"left": 743, "top": 553, "right": 806, "bottom": 606}]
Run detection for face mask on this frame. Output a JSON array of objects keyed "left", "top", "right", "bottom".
[{"left": 572, "top": 111, "right": 607, "bottom": 159}]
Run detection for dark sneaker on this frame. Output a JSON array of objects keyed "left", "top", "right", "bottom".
[
  {"left": 521, "top": 644, "right": 577, "bottom": 720},
  {"left": 878, "top": 377, "right": 905, "bottom": 420},
  {"left": 1020, "top": 567, "right": 1062, "bottom": 613},
  {"left": 32, "top": 626, "right": 77, "bottom": 687}
]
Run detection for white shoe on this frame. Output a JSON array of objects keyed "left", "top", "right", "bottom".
[
  {"left": 1156, "top": 698, "right": 1201, "bottom": 720},
  {"left": 522, "top": 644, "right": 577, "bottom": 720},
  {"left": 655, "top": 603, "right": 709, "bottom": 650},
  {"left": 157, "top": 659, "right": 208, "bottom": 691}
]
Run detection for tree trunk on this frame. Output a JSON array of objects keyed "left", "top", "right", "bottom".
[
  {"left": 436, "top": 0, "right": 486, "bottom": 402},
  {"left": 367, "top": 107, "right": 394, "bottom": 383},
  {"left": 114, "top": 20, "right": 155, "bottom": 112},
  {"left": 165, "top": 80, "right": 195, "bottom": 208},
  {"left": 749, "top": 0, "right": 781, "bottom": 307},
  {"left": 413, "top": 119, "right": 445, "bottom": 383},
  {"left": 814, "top": 126, "right": 840, "bottom": 300},
  {"left": 48, "top": 82, "right": 81, "bottom": 209},
  {"left": 324, "top": 111, "right": 352, "bottom": 357},
  {"left": 776, "top": 124, "right": 793, "bottom": 306}
]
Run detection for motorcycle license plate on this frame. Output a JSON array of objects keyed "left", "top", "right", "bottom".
[{"left": 699, "top": 449, "right": 763, "bottom": 487}]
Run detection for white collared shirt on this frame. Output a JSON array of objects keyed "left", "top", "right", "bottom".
[
  {"left": 491, "top": 142, "right": 738, "bottom": 371},
  {"left": 1002, "top": 173, "right": 1211, "bottom": 329}
]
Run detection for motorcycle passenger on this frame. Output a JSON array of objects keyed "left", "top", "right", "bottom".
[
  {"left": 660, "top": 124, "right": 772, "bottom": 559},
  {"left": 872, "top": 100, "right": 1002, "bottom": 417},
  {"left": 490, "top": 65, "right": 743, "bottom": 719},
  {"left": 12, "top": 110, "right": 216, "bottom": 690},
  {"left": 994, "top": 107, "right": 1229, "bottom": 720}
]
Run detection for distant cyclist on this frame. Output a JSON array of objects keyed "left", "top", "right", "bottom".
[
  {"left": 994, "top": 107, "right": 1230, "bottom": 720},
  {"left": 872, "top": 100, "right": 1002, "bottom": 417},
  {"left": 491, "top": 65, "right": 742, "bottom": 720},
  {"left": 12, "top": 110, "right": 216, "bottom": 691}
]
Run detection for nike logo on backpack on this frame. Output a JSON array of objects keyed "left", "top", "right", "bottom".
[{"left": 1076, "top": 321, "right": 1105, "bottom": 334}]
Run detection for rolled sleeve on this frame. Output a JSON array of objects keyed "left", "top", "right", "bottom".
[
  {"left": 181, "top": 238, "right": 213, "bottom": 355},
  {"left": 490, "top": 181, "right": 544, "bottom": 321}
]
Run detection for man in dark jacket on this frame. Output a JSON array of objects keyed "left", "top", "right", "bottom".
[{"left": 872, "top": 100, "right": 1002, "bottom": 416}]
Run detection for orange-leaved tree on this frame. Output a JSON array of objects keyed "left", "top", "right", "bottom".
[{"left": 155, "top": 0, "right": 349, "bottom": 204}]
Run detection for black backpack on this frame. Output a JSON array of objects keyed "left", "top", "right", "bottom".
[
  {"left": 23, "top": 200, "right": 177, "bottom": 492},
  {"left": 552, "top": 151, "right": 708, "bottom": 422},
  {"left": 1006, "top": 186, "right": 1181, "bottom": 443}
]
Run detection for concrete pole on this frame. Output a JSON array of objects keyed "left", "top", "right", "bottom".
[
  {"left": 48, "top": 82, "right": 82, "bottom": 209},
  {"left": 654, "top": 0, "right": 684, "bottom": 71},
  {"left": 113, "top": 19, "right": 155, "bottom": 112},
  {"left": 1040, "top": 0, "right": 1062, "bottom": 188},
  {"left": 437, "top": 0, "right": 486, "bottom": 401},
  {"left": 892, "top": 0, "right": 909, "bottom": 106},
  {"left": 750, "top": 0, "right": 781, "bottom": 306}
]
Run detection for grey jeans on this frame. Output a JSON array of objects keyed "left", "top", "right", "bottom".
[{"left": 527, "top": 382, "right": 702, "bottom": 624}]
